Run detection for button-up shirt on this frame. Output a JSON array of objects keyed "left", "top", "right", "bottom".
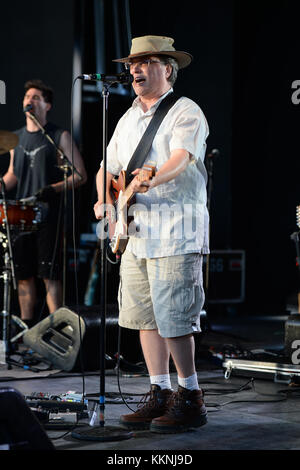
[{"left": 105, "top": 88, "right": 210, "bottom": 258}]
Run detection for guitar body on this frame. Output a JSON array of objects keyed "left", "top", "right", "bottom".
[
  {"left": 109, "top": 170, "right": 134, "bottom": 254},
  {"left": 111, "top": 169, "right": 126, "bottom": 200},
  {"left": 109, "top": 163, "right": 156, "bottom": 254}
]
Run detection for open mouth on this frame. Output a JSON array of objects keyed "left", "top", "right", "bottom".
[{"left": 134, "top": 77, "right": 146, "bottom": 84}]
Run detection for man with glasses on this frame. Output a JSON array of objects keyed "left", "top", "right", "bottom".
[{"left": 94, "top": 35, "right": 209, "bottom": 433}]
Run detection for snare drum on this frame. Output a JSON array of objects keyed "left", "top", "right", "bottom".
[{"left": 0, "top": 200, "right": 41, "bottom": 231}]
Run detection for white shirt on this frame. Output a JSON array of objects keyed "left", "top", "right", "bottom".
[{"left": 105, "top": 89, "right": 210, "bottom": 258}]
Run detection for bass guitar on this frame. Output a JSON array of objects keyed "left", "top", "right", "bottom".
[{"left": 109, "top": 162, "right": 156, "bottom": 254}]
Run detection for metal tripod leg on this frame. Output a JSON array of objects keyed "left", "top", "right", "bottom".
[
  {"left": 0, "top": 250, "right": 12, "bottom": 366},
  {"left": 0, "top": 230, "right": 27, "bottom": 367}
]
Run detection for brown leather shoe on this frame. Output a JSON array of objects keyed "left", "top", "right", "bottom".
[
  {"left": 150, "top": 385, "right": 208, "bottom": 433},
  {"left": 120, "top": 384, "right": 173, "bottom": 430}
]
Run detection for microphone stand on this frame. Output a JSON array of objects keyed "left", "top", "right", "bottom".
[
  {"left": 71, "top": 82, "right": 132, "bottom": 442},
  {"left": 0, "top": 177, "right": 17, "bottom": 369},
  {"left": 27, "top": 112, "right": 83, "bottom": 306}
]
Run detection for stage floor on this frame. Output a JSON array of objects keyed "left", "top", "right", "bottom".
[{"left": 1, "top": 312, "right": 300, "bottom": 455}]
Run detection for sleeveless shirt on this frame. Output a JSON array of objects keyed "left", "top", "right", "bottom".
[{"left": 13, "top": 122, "right": 64, "bottom": 199}]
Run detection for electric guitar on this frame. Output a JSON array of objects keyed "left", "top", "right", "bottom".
[{"left": 109, "top": 162, "right": 156, "bottom": 254}]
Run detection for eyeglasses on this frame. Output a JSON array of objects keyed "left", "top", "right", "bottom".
[{"left": 124, "top": 58, "right": 164, "bottom": 71}]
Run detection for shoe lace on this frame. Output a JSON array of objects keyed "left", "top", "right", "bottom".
[
  {"left": 165, "top": 392, "right": 179, "bottom": 412},
  {"left": 165, "top": 392, "right": 193, "bottom": 417},
  {"left": 137, "top": 390, "right": 155, "bottom": 410}
]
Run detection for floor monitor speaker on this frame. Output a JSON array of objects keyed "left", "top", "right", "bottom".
[
  {"left": 0, "top": 387, "right": 55, "bottom": 450},
  {"left": 23, "top": 305, "right": 141, "bottom": 372}
]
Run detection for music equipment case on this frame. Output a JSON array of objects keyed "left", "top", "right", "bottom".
[
  {"left": 204, "top": 250, "right": 246, "bottom": 304},
  {"left": 223, "top": 358, "right": 300, "bottom": 384},
  {"left": 223, "top": 314, "right": 300, "bottom": 384}
]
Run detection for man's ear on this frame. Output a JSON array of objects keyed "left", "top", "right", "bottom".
[{"left": 166, "top": 63, "right": 172, "bottom": 80}]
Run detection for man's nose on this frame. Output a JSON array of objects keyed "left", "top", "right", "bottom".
[{"left": 131, "top": 62, "right": 142, "bottom": 72}]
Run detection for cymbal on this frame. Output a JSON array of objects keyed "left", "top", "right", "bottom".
[{"left": 0, "top": 130, "right": 19, "bottom": 155}]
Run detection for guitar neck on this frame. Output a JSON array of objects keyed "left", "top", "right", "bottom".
[
  {"left": 116, "top": 164, "right": 156, "bottom": 210},
  {"left": 119, "top": 172, "right": 147, "bottom": 207},
  {"left": 123, "top": 184, "right": 135, "bottom": 203}
]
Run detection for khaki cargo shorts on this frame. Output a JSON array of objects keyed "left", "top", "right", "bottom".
[{"left": 118, "top": 250, "right": 205, "bottom": 338}]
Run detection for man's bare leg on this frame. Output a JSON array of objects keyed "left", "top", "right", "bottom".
[
  {"left": 166, "top": 333, "right": 196, "bottom": 378},
  {"left": 139, "top": 329, "right": 170, "bottom": 376},
  {"left": 18, "top": 277, "right": 36, "bottom": 321},
  {"left": 140, "top": 329, "right": 196, "bottom": 378},
  {"left": 43, "top": 279, "right": 63, "bottom": 314}
]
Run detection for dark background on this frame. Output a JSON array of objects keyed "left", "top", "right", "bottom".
[{"left": 0, "top": 0, "right": 299, "bottom": 316}]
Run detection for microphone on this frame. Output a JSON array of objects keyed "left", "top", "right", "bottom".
[
  {"left": 207, "top": 148, "right": 220, "bottom": 159},
  {"left": 78, "top": 72, "right": 133, "bottom": 85},
  {"left": 23, "top": 104, "right": 33, "bottom": 113}
]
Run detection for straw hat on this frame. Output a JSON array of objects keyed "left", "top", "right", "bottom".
[{"left": 113, "top": 35, "right": 193, "bottom": 69}]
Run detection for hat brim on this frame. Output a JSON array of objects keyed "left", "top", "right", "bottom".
[{"left": 112, "top": 50, "right": 193, "bottom": 69}]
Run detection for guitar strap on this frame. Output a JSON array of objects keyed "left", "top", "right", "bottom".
[{"left": 125, "top": 92, "right": 180, "bottom": 185}]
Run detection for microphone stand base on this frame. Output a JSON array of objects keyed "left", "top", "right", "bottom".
[{"left": 71, "top": 424, "right": 133, "bottom": 442}]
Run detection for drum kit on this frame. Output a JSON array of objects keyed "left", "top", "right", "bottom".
[
  {"left": 0, "top": 131, "right": 42, "bottom": 366},
  {"left": 0, "top": 132, "right": 41, "bottom": 230}
]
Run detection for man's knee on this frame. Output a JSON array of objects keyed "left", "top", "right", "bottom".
[{"left": 17, "top": 277, "right": 35, "bottom": 294}]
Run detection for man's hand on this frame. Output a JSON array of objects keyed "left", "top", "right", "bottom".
[
  {"left": 94, "top": 198, "right": 115, "bottom": 221},
  {"left": 94, "top": 201, "right": 105, "bottom": 220},
  {"left": 130, "top": 169, "right": 151, "bottom": 194}
]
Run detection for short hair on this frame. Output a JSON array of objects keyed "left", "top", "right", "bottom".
[
  {"left": 24, "top": 79, "right": 53, "bottom": 104},
  {"left": 158, "top": 56, "right": 179, "bottom": 86}
]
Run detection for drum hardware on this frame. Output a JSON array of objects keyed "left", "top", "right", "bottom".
[
  {"left": 0, "top": 130, "right": 19, "bottom": 155},
  {"left": 0, "top": 195, "right": 44, "bottom": 366},
  {"left": 9, "top": 315, "right": 28, "bottom": 343},
  {"left": 0, "top": 199, "right": 42, "bottom": 232},
  {"left": 0, "top": 177, "right": 18, "bottom": 368},
  {"left": 0, "top": 129, "right": 21, "bottom": 355}
]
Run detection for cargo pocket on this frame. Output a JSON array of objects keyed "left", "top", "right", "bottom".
[{"left": 171, "top": 282, "right": 196, "bottom": 320}]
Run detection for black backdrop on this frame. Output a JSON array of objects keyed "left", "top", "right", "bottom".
[
  {"left": 0, "top": 0, "right": 299, "bottom": 314},
  {"left": 231, "top": 2, "right": 300, "bottom": 313}
]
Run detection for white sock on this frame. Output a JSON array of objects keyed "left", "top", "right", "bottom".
[
  {"left": 178, "top": 373, "right": 199, "bottom": 391},
  {"left": 150, "top": 374, "right": 172, "bottom": 390}
]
